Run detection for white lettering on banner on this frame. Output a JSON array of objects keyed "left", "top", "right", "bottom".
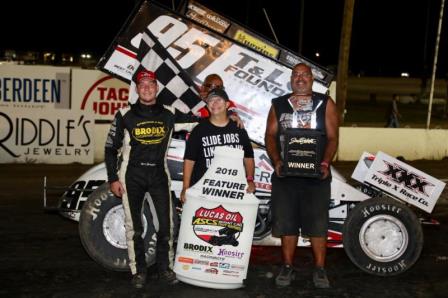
[
  {"left": 148, "top": 16, "right": 220, "bottom": 69},
  {"left": 145, "top": 15, "right": 290, "bottom": 96},
  {"left": 117, "top": 10, "right": 329, "bottom": 145},
  {"left": 148, "top": 15, "right": 188, "bottom": 47},
  {"left": 287, "top": 162, "right": 315, "bottom": 169},
  {"left": 0, "top": 77, "right": 61, "bottom": 103},
  {"left": 221, "top": 52, "right": 289, "bottom": 97}
]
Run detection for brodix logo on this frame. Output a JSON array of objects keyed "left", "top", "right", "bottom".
[{"left": 132, "top": 121, "right": 166, "bottom": 144}]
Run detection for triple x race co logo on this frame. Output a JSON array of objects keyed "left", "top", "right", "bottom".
[{"left": 380, "top": 161, "right": 434, "bottom": 195}]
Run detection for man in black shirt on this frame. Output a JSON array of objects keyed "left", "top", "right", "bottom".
[
  {"left": 181, "top": 89, "right": 255, "bottom": 202},
  {"left": 265, "top": 63, "right": 339, "bottom": 288},
  {"left": 105, "top": 70, "right": 195, "bottom": 288}
]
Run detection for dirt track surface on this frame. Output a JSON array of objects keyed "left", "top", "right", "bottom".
[{"left": 1, "top": 161, "right": 447, "bottom": 297}]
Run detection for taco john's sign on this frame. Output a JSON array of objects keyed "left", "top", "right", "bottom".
[{"left": 72, "top": 69, "right": 130, "bottom": 122}]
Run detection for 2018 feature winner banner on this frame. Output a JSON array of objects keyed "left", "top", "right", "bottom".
[
  {"left": 174, "top": 147, "right": 259, "bottom": 289},
  {"left": 97, "top": 0, "right": 333, "bottom": 145}
]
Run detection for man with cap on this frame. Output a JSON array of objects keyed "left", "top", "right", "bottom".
[
  {"left": 180, "top": 88, "right": 255, "bottom": 203},
  {"left": 195, "top": 73, "right": 244, "bottom": 128},
  {"left": 105, "top": 70, "right": 196, "bottom": 288}
]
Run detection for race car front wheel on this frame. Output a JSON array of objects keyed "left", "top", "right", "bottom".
[
  {"left": 79, "top": 183, "right": 157, "bottom": 271},
  {"left": 342, "top": 196, "right": 423, "bottom": 276}
]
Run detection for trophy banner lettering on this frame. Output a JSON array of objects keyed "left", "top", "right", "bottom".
[{"left": 281, "top": 128, "right": 325, "bottom": 178}]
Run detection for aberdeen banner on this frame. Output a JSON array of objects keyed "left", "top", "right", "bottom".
[
  {"left": 0, "top": 65, "right": 70, "bottom": 110},
  {"left": 97, "top": 0, "right": 333, "bottom": 145}
]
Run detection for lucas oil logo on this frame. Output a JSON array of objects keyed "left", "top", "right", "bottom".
[
  {"left": 132, "top": 121, "right": 166, "bottom": 144},
  {"left": 192, "top": 205, "right": 243, "bottom": 247}
]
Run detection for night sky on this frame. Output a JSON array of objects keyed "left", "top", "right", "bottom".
[{"left": 2, "top": 0, "right": 447, "bottom": 77}]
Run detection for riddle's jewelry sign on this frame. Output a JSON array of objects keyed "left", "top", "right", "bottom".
[
  {"left": 0, "top": 107, "right": 94, "bottom": 164},
  {"left": 281, "top": 128, "right": 325, "bottom": 178}
]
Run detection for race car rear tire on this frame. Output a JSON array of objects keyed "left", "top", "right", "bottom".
[
  {"left": 342, "top": 197, "right": 423, "bottom": 276},
  {"left": 79, "top": 183, "right": 157, "bottom": 271}
]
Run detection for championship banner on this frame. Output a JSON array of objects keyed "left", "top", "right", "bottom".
[
  {"left": 174, "top": 147, "right": 259, "bottom": 289},
  {"left": 97, "top": 0, "right": 333, "bottom": 145},
  {"left": 0, "top": 107, "right": 94, "bottom": 164}
]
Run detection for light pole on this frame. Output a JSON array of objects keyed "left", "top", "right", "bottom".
[{"left": 426, "top": 0, "right": 446, "bottom": 129}]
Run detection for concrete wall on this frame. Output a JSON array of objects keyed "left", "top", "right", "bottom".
[
  {"left": 93, "top": 125, "right": 448, "bottom": 162},
  {"left": 94, "top": 125, "right": 110, "bottom": 162},
  {"left": 338, "top": 127, "right": 448, "bottom": 161},
  {"left": 347, "top": 77, "right": 448, "bottom": 102}
]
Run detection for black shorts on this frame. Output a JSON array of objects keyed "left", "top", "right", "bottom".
[{"left": 271, "top": 175, "right": 331, "bottom": 238}]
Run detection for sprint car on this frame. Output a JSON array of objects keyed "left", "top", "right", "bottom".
[{"left": 44, "top": 137, "right": 445, "bottom": 277}]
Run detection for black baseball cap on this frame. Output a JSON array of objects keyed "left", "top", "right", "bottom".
[{"left": 206, "top": 88, "right": 229, "bottom": 101}]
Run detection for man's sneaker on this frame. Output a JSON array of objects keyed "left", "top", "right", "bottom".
[
  {"left": 159, "top": 269, "right": 179, "bottom": 284},
  {"left": 313, "top": 267, "right": 330, "bottom": 289},
  {"left": 275, "top": 264, "right": 295, "bottom": 287},
  {"left": 131, "top": 273, "right": 146, "bottom": 289}
]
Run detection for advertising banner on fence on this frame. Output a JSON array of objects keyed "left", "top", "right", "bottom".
[
  {"left": 0, "top": 65, "right": 70, "bottom": 110},
  {"left": 97, "top": 0, "right": 333, "bottom": 145},
  {"left": 0, "top": 107, "right": 94, "bottom": 164},
  {"left": 71, "top": 69, "right": 130, "bottom": 123}
]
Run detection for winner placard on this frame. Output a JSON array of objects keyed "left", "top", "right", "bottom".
[{"left": 281, "top": 128, "right": 325, "bottom": 178}]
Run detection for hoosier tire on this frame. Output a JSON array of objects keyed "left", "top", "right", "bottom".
[
  {"left": 79, "top": 183, "right": 157, "bottom": 271},
  {"left": 342, "top": 197, "right": 423, "bottom": 276}
]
